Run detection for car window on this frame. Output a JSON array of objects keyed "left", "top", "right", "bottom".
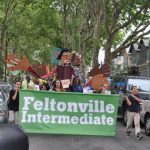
[
  {"left": 0, "top": 89, "right": 5, "bottom": 111},
  {"left": 127, "top": 78, "right": 150, "bottom": 100},
  {"left": 127, "top": 79, "right": 150, "bottom": 92},
  {"left": 0, "top": 84, "right": 12, "bottom": 101}
]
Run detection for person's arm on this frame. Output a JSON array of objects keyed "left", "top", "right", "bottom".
[
  {"left": 12, "top": 89, "right": 18, "bottom": 100},
  {"left": 131, "top": 94, "right": 142, "bottom": 103},
  {"left": 125, "top": 96, "right": 132, "bottom": 106}
]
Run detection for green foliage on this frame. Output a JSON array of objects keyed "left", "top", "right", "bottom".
[{"left": 0, "top": 0, "right": 149, "bottom": 78}]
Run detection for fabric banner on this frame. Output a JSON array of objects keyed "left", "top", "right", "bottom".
[{"left": 19, "top": 90, "right": 119, "bottom": 136}]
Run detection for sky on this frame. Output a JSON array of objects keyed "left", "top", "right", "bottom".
[{"left": 98, "top": 49, "right": 105, "bottom": 64}]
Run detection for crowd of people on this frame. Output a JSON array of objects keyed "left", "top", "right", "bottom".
[
  {"left": 7, "top": 74, "right": 111, "bottom": 124},
  {"left": 7, "top": 75, "right": 144, "bottom": 141},
  {"left": 19, "top": 75, "right": 111, "bottom": 93}
]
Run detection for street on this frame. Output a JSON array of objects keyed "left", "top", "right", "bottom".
[{"left": 28, "top": 120, "right": 150, "bottom": 150}]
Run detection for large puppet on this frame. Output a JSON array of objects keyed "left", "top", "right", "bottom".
[{"left": 50, "top": 48, "right": 75, "bottom": 90}]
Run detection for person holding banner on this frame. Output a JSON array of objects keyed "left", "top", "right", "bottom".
[
  {"left": 8, "top": 81, "right": 21, "bottom": 124},
  {"left": 70, "top": 76, "right": 83, "bottom": 93}
]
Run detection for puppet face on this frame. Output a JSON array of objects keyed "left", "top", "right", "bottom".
[{"left": 61, "top": 52, "right": 71, "bottom": 65}]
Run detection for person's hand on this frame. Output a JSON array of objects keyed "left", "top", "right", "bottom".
[
  {"left": 131, "top": 94, "right": 136, "bottom": 99},
  {"left": 15, "top": 87, "right": 19, "bottom": 92},
  {"left": 124, "top": 95, "right": 132, "bottom": 106}
]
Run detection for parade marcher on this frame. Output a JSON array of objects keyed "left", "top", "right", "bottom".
[
  {"left": 21, "top": 75, "right": 35, "bottom": 90},
  {"left": 125, "top": 86, "right": 143, "bottom": 140},
  {"left": 70, "top": 76, "right": 83, "bottom": 93},
  {"left": 8, "top": 81, "right": 21, "bottom": 125},
  {"left": 52, "top": 80, "right": 64, "bottom": 92},
  {"left": 40, "top": 84, "right": 46, "bottom": 90}
]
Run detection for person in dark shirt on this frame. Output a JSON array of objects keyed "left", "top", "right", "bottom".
[
  {"left": 70, "top": 76, "right": 83, "bottom": 93},
  {"left": 8, "top": 81, "right": 21, "bottom": 124},
  {"left": 125, "top": 86, "right": 143, "bottom": 140}
]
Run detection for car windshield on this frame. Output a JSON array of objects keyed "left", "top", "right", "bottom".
[{"left": 127, "top": 78, "right": 150, "bottom": 92}]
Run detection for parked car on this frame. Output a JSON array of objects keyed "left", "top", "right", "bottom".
[
  {"left": 140, "top": 100, "right": 150, "bottom": 136},
  {"left": 0, "top": 82, "right": 12, "bottom": 123},
  {"left": 116, "top": 76, "right": 150, "bottom": 136}
]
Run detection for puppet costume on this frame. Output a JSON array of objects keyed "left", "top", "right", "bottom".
[
  {"left": 50, "top": 48, "right": 74, "bottom": 91},
  {"left": 56, "top": 65, "right": 74, "bottom": 80}
]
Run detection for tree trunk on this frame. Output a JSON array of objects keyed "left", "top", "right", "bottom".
[
  {"left": 62, "top": 3, "right": 68, "bottom": 48},
  {"left": 78, "top": 16, "right": 88, "bottom": 75},
  {"left": 92, "top": 0, "right": 103, "bottom": 68},
  {"left": 4, "top": 33, "right": 8, "bottom": 82},
  {"left": 104, "top": 35, "right": 113, "bottom": 65},
  {"left": 80, "top": 42, "right": 87, "bottom": 76},
  {"left": 92, "top": 47, "right": 99, "bottom": 67},
  {"left": 92, "top": 18, "right": 100, "bottom": 67},
  {"left": 0, "top": 28, "right": 5, "bottom": 79},
  {"left": 78, "top": 29, "right": 86, "bottom": 75},
  {"left": 71, "top": 11, "right": 76, "bottom": 50},
  {"left": 0, "top": 29, "right": 4, "bottom": 51}
]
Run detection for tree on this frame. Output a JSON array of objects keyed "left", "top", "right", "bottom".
[
  {"left": 103, "top": 0, "right": 150, "bottom": 64},
  {"left": 1, "top": 0, "right": 150, "bottom": 79},
  {"left": 0, "top": 0, "right": 21, "bottom": 79}
]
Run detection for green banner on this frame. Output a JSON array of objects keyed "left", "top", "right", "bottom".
[{"left": 19, "top": 90, "right": 119, "bottom": 136}]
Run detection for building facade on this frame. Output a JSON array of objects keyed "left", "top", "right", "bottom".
[{"left": 129, "top": 38, "right": 150, "bottom": 77}]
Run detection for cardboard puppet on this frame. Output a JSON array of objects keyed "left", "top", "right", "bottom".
[
  {"left": 6, "top": 54, "right": 50, "bottom": 78},
  {"left": 51, "top": 48, "right": 74, "bottom": 90},
  {"left": 71, "top": 51, "right": 83, "bottom": 79},
  {"left": 88, "top": 64, "right": 110, "bottom": 93}
]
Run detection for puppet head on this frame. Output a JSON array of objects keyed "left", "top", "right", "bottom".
[
  {"left": 57, "top": 48, "right": 71, "bottom": 65},
  {"left": 71, "top": 51, "right": 81, "bottom": 67}
]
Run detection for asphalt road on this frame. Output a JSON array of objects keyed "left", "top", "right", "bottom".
[{"left": 28, "top": 120, "right": 150, "bottom": 150}]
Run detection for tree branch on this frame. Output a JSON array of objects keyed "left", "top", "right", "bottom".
[
  {"left": 113, "top": 0, "right": 149, "bottom": 34},
  {"left": 2, "top": 0, "right": 20, "bottom": 34},
  {"left": 117, "top": 22, "right": 150, "bottom": 49},
  {"left": 112, "top": 27, "right": 150, "bottom": 58},
  {"left": 81, "top": 31, "right": 94, "bottom": 45}
]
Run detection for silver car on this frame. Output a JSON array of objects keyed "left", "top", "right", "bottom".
[
  {"left": 141, "top": 100, "right": 150, "bottom": 136},
  {"left": 0, "top": 82, "right": 12, "bottom": 123}
]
